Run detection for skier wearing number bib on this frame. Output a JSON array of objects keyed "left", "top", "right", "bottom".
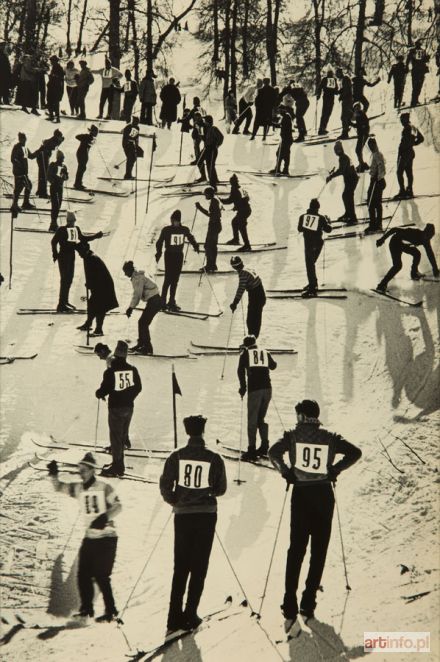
[
  {"left": 230, "top": 256, "right": 266, "bottom": 338},
  {"left": 317, "top": 69, "right": 339, "bottom": 135},
  {"left": 47, "top": 149, "right": 68, "bottom": 232},
  {"left": 269, "top": 399, "right": 361, "bottom": 627},
  {"left": 155, "top": 210, "right": 199, "bottom": 311},
  {"left": 51, "top": 211, "right": 103, "bottom": 312},
  {"left": 96, "top": 340, "right": 142, "bottom": 477},
  {"left": 123, "top": 261, "right": 163, "bottom": 354},
  {"left": 122, "top": 116, "right": 142, "bottom": 180},
  {"left": 220, "top": 174, "right": 252, "bottom": 250},
  {"left": 160, "top": 415, "right": 227, "bottom": 633},
  {"left": 238, "top": 335, "right": 277, "bottom": 461},
  {"left": 298, "top": 198, "right": 332, "bottom": 297},
  {"left": 47, "top": 452, "right": 122, "bottom": 622}
]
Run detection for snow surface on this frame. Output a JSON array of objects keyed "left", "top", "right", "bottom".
[{"left": 1, "top": 32, "right": 439, "bottom": 662}]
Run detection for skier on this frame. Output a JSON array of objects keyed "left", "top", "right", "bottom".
[
  {"left": 195, "top": 187, "right": 222, "bottom": 273},
  {"left": 317, "top": 69, "right": 339, "bottom": 135},
  {"left": 406, "top": 40, "right": 429, "bottom": 107},
  {"left": 326, "top": 141, "right": 359, "bottom": 224},
  {"left": 335, "top": 68, "right": 353, "bottom": 139},
  {"left": 188, "top": 96, "right": 205, "bottom": 120},
  {"left": 238, "top": 335, "right": 277, "bottom": 461},
  {"left": 159, "top": 415, "right": 227, "bottom": 632},
  {"left": 365, "top": 137, "right": 386, "bottom": 234},
  {"left": 76, "top": 242, "right": 119, "bottom": 336},
  {"left": 96, "top": 340, "right": 142, "bottom": 477},
  {"left": 65, "top": 60, "right": 79, "bottom": 115},
  {"left": 51, "top": 211, "right": 103, "bottom": 312},
  {"left": 47, "top": 150, "right": 68, "bottom": 232},
  {"left": 123, "top": 261, "right": 162, "bottom": 355},
  {"left": 298, "top": 198, "right": 332, "bottom": 297},
  {"left": 160, "top": 77, "right": 181, "bottom": 129},
  {"left": 269, "top": 399, "right": 362, "bottom": 627},
  {"left": 198, "top": 115, "right": 223, "bottom": 189},
  {"left": 388, "top": 56, "right": 406, "bottom": 108},
  {"left": 270, "top": 106, "right": 293, "bottom": 175},
  {"left": 74, "top": 124, "right": 99, "bottom": 191},
  {"left": 10, "top": 132, "right": 37, "bottom": 213},
  {"left": 121, "top": 69, "right": 138, "bottom": 123},
  {"left": 34, "top": 128, "right": 64, "bottom": 198},
  {"left": 232, "top": 79, "right": 262, "bottom": 135},
  {"left": 155, "top": 209, "right": 199, "bottom": 310},
  {"left": 138, "top": 71, "right": 156, "bottom": 125},
  {"left": 352, "top": 67, "right": 380, "bottom": 112},
  {"left": 394, "top": 112, "right": 424, "bottom": 199},
  {"left": 351, "top": 101, "right": 370, "bottom": 172},
  {"left": 47, "top": 452, "right": 122, "bottom": 621},
  {"left": 94, "top": 342, "right": 114, "bottom": 367},
  {"left": 191, "top": 112, "right": 207, "bottom": 180},
  {"left": 230, "top": 256, "right": 266, "bottom": 338},
  {"left": 376, "top": 224, "right": 439, "bottom": 292},
  {"left": 220, "top": 174, "right": 252, "bottom": 250},
  {"left": 76, "top": 60, "right": 94, "bottom": 120},
  {"left": 122, "top": 116, "right": 142, "bottom": 180},
  {"left": 250, "top": 78, "right": 277, "bottom": 141},
  {"left": 97, "top": 57, "right": 122, "bottom": 119},
  {"left": 290, "top": 82, "right": 310, "bottom": 142},
  {"left": 46, "top": 54, "right": 64, "bottom": 123}
]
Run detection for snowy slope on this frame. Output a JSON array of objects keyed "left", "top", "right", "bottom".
[{"left": 1, "top": 32, "right": 440, "bottom": 662}]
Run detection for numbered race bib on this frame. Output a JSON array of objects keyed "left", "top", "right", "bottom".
[
  {"left": 303, "top": 214, "right": 320, "bottom": 232},
  {"left": 178, "top": 459, "right": 210, "bottom": 489},
  {"left": 411, "top": 126, "right": 418, "bottom": 138},
  {"left": 248, "top": 348, "right": 268, "bottom": 368},
  {"left": 23, "top": 146, "right": 29, "bottom": 158},
  {"left": 81, "top": 489, "right": 106, "bottom": 517},
  {"left": 129, "top": 127, "right": 139, "bottom": 139},
  {"left": 114, "top": 370, "right": 134, "bottom": 391},
  {"left": 295, "top": 443, "right": 329, "bottom": 474},
  {"left": 124, "top": 82, "right": 131, "bottom": 92},
  {"left": 415, "top": 49, "right": 423, "bottom": 60},
  {"left": 326, "top": 77, "right": 336, "bottom": 89},
  {"left": 66, "top": 227, "right": 79, "bottom": 243},
  {"left": 170, "top": 233, "right": 185, "bottom": 246}
]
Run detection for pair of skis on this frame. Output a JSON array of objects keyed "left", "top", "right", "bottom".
[
  {"left": 31, "top": 435, "right": 169, "bottom": 460},
  {"left": 0, "top": 354, "right": 38, "bottom": 364},
  {"left": 75, "top": 345, "right": 193, "bottom": 359},
  {"left": 326, "top": 222, "right": 414, "bottom": 241},
  {"left": 216, "top": 440, "right": 274, "bottom": 470},
  {"left": 29, "top": 453, "right": 157, "bottom": 484},
  {"left": 267, "top": 287, "right": 347, "bottom": 301}
]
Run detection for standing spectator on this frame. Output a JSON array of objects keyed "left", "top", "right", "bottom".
[
  {"left": 388, "top": 56, "right": 406, "bottom": 108},
  {"left": 0, "top": 43, "right": 12, "bottom": 104},
  {"left": 76, "top": 60, "right": 94, "bottom": 119},
  {"left": 290, "top": 81, "right": 310, "bottom": 142},
  {"left": 65, "top": 60, "right": 79, "bottom": 115},
  {"left": 121, "top": 70, "right": 138, "bottom": 123},
  {"left": 352, "top": 67, "right": 380, "bottom": 112},
  {"left": 37, "top": 57, "right": 48, "bottom": 110},
  {"left": 34, "top": 128, "right": 64, "bottom": 198},
  {"left": 160, "top": 77, "right": 181, "bottom": 129},
  {"left": 326, "top": 141, "right": 359, "bottom": 224},
  {"left": 250, "top": 78, "right": 277, "bottom": 141},
  {"left": 406, "top": 40, "right": 429, "bottom": 107},
  {"left": 233, "top": 79, "right": 263, "bottom": 135},
  {"left": 198, "top": 115, "right": 223, "bottom": 188},
  {"left": 15, "top": 54, "right": 41, "bottom": 115},
  {"left": 224, "top": 89, "right": 237, "bottom": 132},
  {"left": 335, "top": 68, "right": 353, "bottom": 139},
  {"left": 365, "top": 137, "right": 386, "bottom": 234},
  {"left": 97, "top": 56, "right": 122, "bottom": 119},
  {"left": 139, "top": 71, "right": 157, "bottom": 125},
  {"left": 46, "top": 55, "right": 65, "bottom": 123},
  {"left": 47, "top": 149, "right": 68, "bottom": 232},
  {"left": 317, "top": 69, "right": 339, "bottom": 135}
]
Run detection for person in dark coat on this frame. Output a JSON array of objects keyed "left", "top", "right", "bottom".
[
  {"left": 121, "top": 70, "right": 138, "bottom": 122},
  {"left": 250, "top": 78, "right": 277, "bottom": 141},
  {"left": 34, "top": 128, "right": 64, "bottom": 198},
  {"left": 122, "top": 117, "right": 142, "bottom": 179},
  {"left": 139, "top": 72, "right": 156, "bottom": 125},
  {"left": 15, "top": 55, "right": 41, "bottom": 115},
  {"left": 317, "top": 69, "right": 339, "bottom": 135},
  {"left": 47, "top": 150, "right": 68, "bottom": 232},
  {"left": 46, "top": 55, "right": 64, "bottom": 122},
  {"left": 10, "top": 132, "right": 37, "bottom": 213},
  {"left": 290, "top": 83, "right": 310, "bottom": 142},
  {"left": 335, "top": 68, "right": 353, "bottom": 139},
  {"left": 0, "top": 43, "right": 12, "bottom": 104},
  {"left": 160, "top": 78, "right": 181, "bottom": 129},
  {"left": 74, "top": 124, "right": 99, "bottom": 190},
  {"left": 76, "top": 242, "right": 119, "bottom": 336},
  {"left": 388, "top": 56, "right": 406, "bottom": 108}
]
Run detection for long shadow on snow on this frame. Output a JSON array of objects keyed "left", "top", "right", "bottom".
[{"left": 287, "top": 618, "right": 369, "bottom": 661}]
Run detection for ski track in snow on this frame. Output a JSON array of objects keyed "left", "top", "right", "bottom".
[{"left": 1, "top": 33, "right": 439, "bottom": 662}]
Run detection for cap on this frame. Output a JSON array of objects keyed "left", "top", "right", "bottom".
[
  {"left": 230, "top": 256, "right": 243, "bottom": 269},
  {"left": 66, "top": 211, "right": 76, "bottom": 223},
  {"left": 78, "top": 452, "right": 98, "bottom": 468},
  {"left": 309, "top": 198, "right": 320, "bottom": 212},
  {"left": 295, "top": 399, "right": 320, "bottom": 419},
  {"left": 123, "top": 260, "right": 134, "bottom": 273},
  {"left": 400, "top": 112, "right": 410, "bottom": 121},
  {"left": 114, "top": 340, "right": 128, "bottom": 358},
  {"left": 243, "top": 335, "right": 256, "bottom": 347},
  {"left": 171, "top": 210, "right": 182, "bottom": 223},
  {"left": 183, "top": 415, "right": 207, "bottom": 436}
]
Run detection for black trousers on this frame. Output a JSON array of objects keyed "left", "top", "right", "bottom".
[
  {"left": 67, "top": 86, "right": 77, "bottom": 113},
  {"left": 354, "top": 93, "right": 369, "bottom": 112},
  {"left": 47, "top": 95, "right": 60, "bottom": 120},
  {"left": 193, "top": 140, "right": 206, "bottom": 178},
  {"left": 342, "top": 177, "right": 358, "bottom": 220},
  {"left": 76, "top": 87, "right": 88, "bottom": 118},
  {"left": 205, "top": 226, "right": 220, "bottom": 270},
  {"left": 411, "top": 73, "right": 425, "bottom": 106},
  {"left": 99, "top": 87, "right": 114, "bottom": 116},
  {"left": 57, "top": 252, "right": 75, "bottom": 306},
  {"left": 247, "top": 286, "right": 266, "bottom": 338},
  {"left": 283, "top": 484, "right": 334, "bottom": 618},
  {"left": 108, "top": 405, "right": 133, "bottom": 472},
  {"left": 304, "top": 240, "right": 323, "bottom": 290},
  {"left": 50, "top": 183, "right": 63, "bottom": 227},
  {"left": 231, "top": 211, "right": 250, "bottom": 246},
  {"left": 78, "top": 536, "right": 118, "bottom": 616},
  {"left": 138, "top": 294, "right": 162, "bottom": 352},
  {"left": 167, "top": 513, "right": 217, "bottom": 628},
  {"left": 201, "top": 147, "right": 218, "bottom": 186},
  {"left": 319, "top": 96, "right": 334, "bottom": 131},
  {"left": 397, "top": 153, "right": 414, "bottom": 193},
  {"left": 295, "top": 99, "right": 309, "bottom": 137},
  {"left": 233, "top": 99, "right": 252, "bottom": 133},
  {"left": 367, "top": 178, "right": 386, "bottom": 229},
  {"left": 124, "top": 144, "right": 136, "bottom": 178},
  {"left": 122, "top": 96, "right": 135, "bottom": 123},
  {"left": 393, "top": 80, "right": 405, "bottom": 108},
  {"left": 75, "top": 155, "right": 89, "bottom": 187},
  {"left": 378, "top": 237, "right": 421, "bottom": 288},
  {"left": 162, "top": 252, "right": 184, "bottom": 304},
  {"left": 275, "top": 141, "right": 292, "bottom": 173},
  {"left": 355, "top": 131, "right": 369, "bottom": 166},
  {"left": 36, "top": 151, "right": 49, "bottom": 196},
  {"left": 340, "top": 102, "right": 352, "bottom": 137},
  {"left": 85, "top": 306, "right": 105, "bottom": 333},
  {"left": 13, "top": 174, "right": 32, "bottom": 207},
  {"left": 140, "top": 102, "right": 154, "bottom": 125},
  {"left": 251, "top": 111, "right": 270, "bottom": 139}
]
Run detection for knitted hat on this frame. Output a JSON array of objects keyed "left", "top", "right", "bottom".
[
  {"left": 203, "top": 186, "right": 215, "bottom": 196},
  {"left": 78, "top": 452, "right": 98, "bottom": 468},
  {"left": 243, "top": 335, "right": 256, "bottom": 347},
  {"left": 66, "top": 211, "right": 76, "bottom": 223},
  {"left": 183, "top": 415, "right": 207, "bottom": 436},
  {"left": 230, "top": 256, "right": 243, "bottom": 269},
  {"left": 114, "top": 340, "right": 128, "bottom": 358}
]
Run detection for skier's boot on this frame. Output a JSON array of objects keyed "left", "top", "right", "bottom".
[
  {"left": 241, "top": 447, "right": 258, "bottom": 462},
  {"left": 376, "top": 282, "right": 387, "bottom": 293},
  {"left": 411, "top": 270, "right": 423, "bottom": 280},
  {"left": 256, "top": 442, "right": 269, "bottom": 457}
]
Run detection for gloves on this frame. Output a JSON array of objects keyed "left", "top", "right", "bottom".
[
  {"left": 90, "top": 513, "right": 108, "bottom": 529},
  {"left": 325, "top": 175, "right": 332, "bottom": 184},
  {"left": 376, "top": 237, "right": 385, "bottom": 247},
  {"left": 53, "top": 255, "right": 58, "bottom": 262},
  {"left": 195, "top": 202, "right": 202, "bottom": 210},
  {"left": 47, "top": 460, "right": 58, "bottom": 475},
  {"left": 194, "top": 243, "right": 200, "bottom": 254},
  {"left": 327, "top": 466, "right": 340, "bottom": 484},
  {"left": 238, "top": 386, "right": 246, "bottom": 398},
  {"left": 95, "top": 390, "right": 106, "bottom": 400},
  {"left": 281, "top": 468, "right": 296, "bottom": 485},
  {"left": 126, "top": 307, "right": 133, "bottom": 318},
  {"left": 155, "top": 253, "right": 161, "bottom": 263},
  {"left": 230, "top": 302, "right": 237, "bottom": 312},
  {"left": 97, "top": 231, "right": 104, "bottom": 238}
]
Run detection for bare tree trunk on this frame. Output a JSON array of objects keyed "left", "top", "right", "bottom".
[
  {"left": 17, "top": 2, "right": 27, "bottom": 46},
  {"left": 213, "top": 0, "right": 220, "bottom": 62},
  {"left": 407, "top": 0, "right": 413, "bottom": 46},
  {"left": 266, "top": 0, "right": 281, "bottom": 85},
  {"left": 35, "top": 0, "right": 46, "bottom": 46},
  {"left": 128, "top": 0, "right": 139, "bottom": 80},
  {"left": 223, "top": 0, "right": 231, "bottom": 98},
  {"left": 109, "top": 0, "right": 120, "bottom": 66},
  {"left": 41, "top": 8, "right": 50, "bottom": 50},
  {"left": 76, "top": 0, "right": 88, "bottom": 55},
  {"left": 66, "top": 0, "right": 73, "bottom": 55},
  {"left": 146, "top": 0, "right": 153, "bottom": 74},
  {"left": 23, "top": 0, "right": 37, "bottom": 53},
  {"left": 354, "top": 0, "right": 366, "bottom": 74},
  {"left": 242, "top": 0, "right": 250, "bottom": 79},
  {"left": 230, "top": 0, "right": 238, "bottom": 96},
  {"left": 312, "top": 0, "right": 324, "bottom": 94}
]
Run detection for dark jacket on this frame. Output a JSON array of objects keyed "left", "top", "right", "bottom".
[
  {"left": 318, "top": 75, "right": 338, "bottom": 99},
  {"left": 338, "top": 76, "right": 353, "bottom": 104},
  {"left": 254, "top": 85, "right": 277, "bottom": 119},
  {"left": 388, "top": 62, "right": 406, "bottom": 84},
  {"left": 76, "top": 133, "right": 95, "bottom": 160},
  {"left": 122, "top": 79, "right": 138, "bottom": 100},
  {"left": 159, "top": 83, "right": 181, "bottom": 122},
  {"left": 298, "top": 211, "right": 332, "bottom": 244},
  {"left": 332, "top": 153, "right": 358, "bottom": 185},
  {"left": 122, "top": 123, "right": 139, "bottom": 149},
  {"left": 269, "top": 420, "right": 362, "bottom": 485},
  {"left": 51, "top": 225, "right": 100, "bottom": 259},
  {"left": 280, "top": 113, "right": 293, "bottom": 145},
  {"left": 83, "top": 252, "right": 119, "bottom": 314},
  {"left": 221, "top": 184, "right": 251, "bottom": 215},
  {"left": 238, "top": 346, "right": 277, "bottom": 392},
  {"left": 399, "top": 124, "right": 424, "bottom": 157},
  {"left": 156, "top": 224, "right": 198, "bottom": 257},
  {"left": 47, "top": 161, "right": 68, "bottom": 187},
  {"left": 351, "top": 109, "right": 370, "bottom": 135},
  {"left": 36, "top": 135, "right": 63, "bottom": 158},
  {"left": 47, "top": 62, "right": 65, "bottom": 103},
  {"left": 11, "top": 143, "right": 36, "bottom": 176},
  {"left": 406, "top": 47, "right": 429, "bottom": 75},
  {"left": 160, "top": 437, "right": 227, "bottom": 514},
  {"left": 96, "top": 357, "right": 142, "bottom": 408}
]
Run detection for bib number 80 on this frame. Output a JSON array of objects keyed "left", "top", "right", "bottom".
[{"left": 178, "top": 460, "right": 210, "bottom": 489}]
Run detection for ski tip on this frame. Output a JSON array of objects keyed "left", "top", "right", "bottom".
[{"left": 225, "top": 595, "right": 233, "bottom": 604}]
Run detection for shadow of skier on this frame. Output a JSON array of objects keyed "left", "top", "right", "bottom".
[{"left": 287, "top": 618, "right": 369, "bottom": 661}]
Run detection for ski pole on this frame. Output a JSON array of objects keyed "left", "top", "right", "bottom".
[
  {"left": 145, "top": 135, "right": 155, "bottom": 214},
  {"left": 178, "top": 130, "right": 184, "bottom": 166},
  {"left": 134, "top": 155, "right": 138, "bottom": 226},
  {"left": 220, "top": 312, "right": 235, "bottom": 380},
  {"left": 234, "top": 397, "right": 246, "bottom": 485},
  {"left": 9, "top": 210, "right": 14, "bottom": 289},
  {"left": 86, "top": 286, "right": 90, "bottom": 346},
  {"left": 332, "top": 484, "right": 351, "bottom": 591},
  {"left": 322, "top": 240, "right": 326, "bottom": 287},
  {"left": 184, "top": 208, "right": 198, "bottom": 263},
  {"left": 94, "top": 399, "right": 101, "bottom": 453},
  {"left": 114, "top": 158, "right": 126, "bottom": 170}
]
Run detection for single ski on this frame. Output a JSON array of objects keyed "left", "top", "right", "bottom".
[
  {"left": 216, "top": 440, "right": 273, "bottom": 466},
  {"left": 398, "top": 99, "right": 439, "bottom": 111},
  {"left": 368, "top": 289, "right": 423, "bottom": 307},
  {"left": 14, "top": 227, "right": 110, "bottom": 236},
  {"left": 359, "top": 192, "right": 440, "bottom": 206},
  {"left": 158, "top": 267, "right": 234, "bottom": 275},
  {"left": 268, "top": 294, "right": 347, "bottom": 300},
  {"left": 421, "top": 276, "right": 440, "bottom": 283},
  {"left": 97, "top": 176, "right": 173, "bottom": 183},
  {"left": 157, "top": 180, "right": 229, "bottom": 189},
  {"left": 75, "top": 347, "right": 192, "bottom": 359},
  {"left": 32, "top": 436, "right": 168, "bottom": 456},
  {"left": 29, "top": 461, "right": 156, "bottom": 483},
  {"left": 330, "top": 216, "right": 391, "bottom": 230},
  {"left": 166, "top": 308, "right": 223, "bottom": 318},
  {"left": 200, "top": 244, "right": 287, "bottom": 254},
  {"left": 326, "top": 222, "right": 414, "bottom": 240},
  {"left": 162, "top": 310, "right": 209, "bottom": 321},
  {"left": 228, "top": 169, "right": 317, "bottom": 179},
  {"left": 17, "top": 308, "right": 87, "bottom": 315},
  {"left": 190, "top": 342, "right": 297, "bottom": 355},
  {"left": 218, "top": 241, "right": 275, "bottom": 248},
  {"left": 267, "top": 287, "right": 347, "bottom": 294},
  {"left": 219, "top": 451, "right": 275, "bottom": 470},
  {"left": 0, "top": 353, "right": 38, "bottom": 361}
]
